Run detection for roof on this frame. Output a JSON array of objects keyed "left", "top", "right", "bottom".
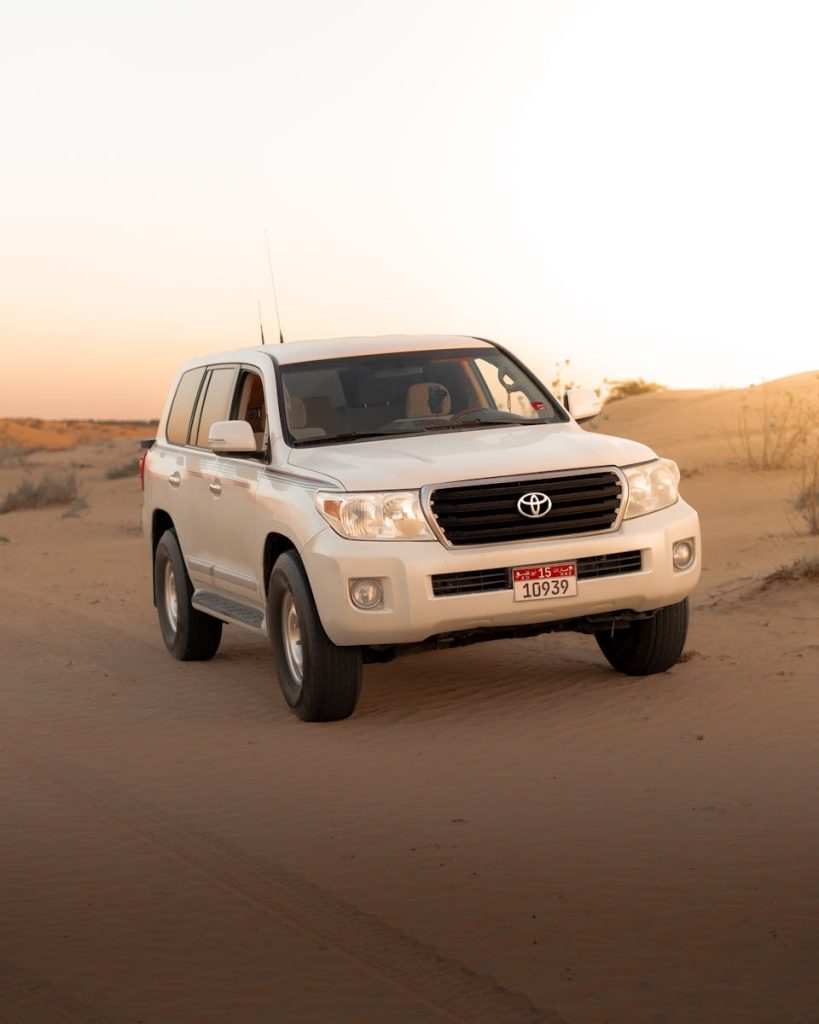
[{"left": 198, "top": 335, "right": 495, "bottom": 369}]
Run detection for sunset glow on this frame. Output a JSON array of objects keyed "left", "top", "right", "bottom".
[{"left": 2, "top": 0, "right": 817, "bottom": 418}]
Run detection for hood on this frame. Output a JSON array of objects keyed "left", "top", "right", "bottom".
[{"left": 287, "top": 422, "right": 657, "bottom": 491}]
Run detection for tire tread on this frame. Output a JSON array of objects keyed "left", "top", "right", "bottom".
[
  {"left": 596, "top": 598, "right": 689, "bottom": 675},
  {"left": 268, "top": 551, "right": 362, "bottom": 721},
  {"left": 155, "top": 530, "right": 222, "bottom": 661}
]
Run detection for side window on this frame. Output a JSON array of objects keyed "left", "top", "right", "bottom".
[
  {"left": 166, "top": 368, "right": 206, "bottom": 446},
  {"left": 232, "top": 370, "right": 268, "bottom": 453},
  {"left": 193, "top": 366, "right": 238, "bottom": 447}
]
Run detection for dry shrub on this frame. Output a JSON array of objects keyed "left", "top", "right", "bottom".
[
  {"left": 550, "top": 359, "right": 577, "bottom": 396},
  {"left": 732, "top": 386, "right": 819, "bottom": 471},
  {"left": 793, "top": 440, "right": 819, "bottom": 534},
  {"left": 0, "top": 473, "right": 83, "bottom": 514},
  {"left": 760, "top": 556, "right": 819, "bottom": 588},
  {"left": 0, "top": 446, "right": 28, "bottom": 467},
  {"left": 604, "top": 378, "right": 666, "bottom": 402},
  {"left": 61, "top": 497, "right": 88, "bottom": 518},
  {"left": 550, "top": 359, "right": 604, "bottom": 413},
  {"left": 105, "top": 457, "right": 140, "bottom": 480}
]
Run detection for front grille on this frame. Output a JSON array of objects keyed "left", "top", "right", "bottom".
[
  {"left": 429, "top": 471, "right": 622, "bottom": 546},
  {"left": 431, "top": 549, "right": 643, "bottom": 597}
]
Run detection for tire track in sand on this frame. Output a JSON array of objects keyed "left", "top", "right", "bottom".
[
  {"left": 0, "top": 580, "right": 278, "bottom": 705},
  {"left": 2, "top": 732, "right": 565, "bottom": 1024},
  {"left": 0, "top": 960, "right": 113, "bottom": 1024}
]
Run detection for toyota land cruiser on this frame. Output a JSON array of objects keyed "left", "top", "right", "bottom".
[{"left": 141, "top": 335, "right": 700, "bottom": 721}]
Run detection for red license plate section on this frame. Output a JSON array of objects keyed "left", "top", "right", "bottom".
[{"left": 512, "top": 561, "right": 578, "bottom": 601}]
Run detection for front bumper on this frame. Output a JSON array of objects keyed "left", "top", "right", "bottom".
[{"left": 302, "top": 498, "right": 701, "bottom": 646}]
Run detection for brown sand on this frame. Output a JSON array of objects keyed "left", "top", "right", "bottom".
[
  {"left": 0, "top": 419, "right": 156, "bottom": 457},
  {"left": 1, "top": 377, "right": 818, "bottom": 1024}
]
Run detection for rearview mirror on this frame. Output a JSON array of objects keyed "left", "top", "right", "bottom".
[
  {"left": 207, "top": 420, "right": 258, "bottom": 453},
  {"left": 498, "top": 369, "right": 521, "bottom": 393},
  {"left": 565, "top": 388, "right": 602, "bottom": 422}
]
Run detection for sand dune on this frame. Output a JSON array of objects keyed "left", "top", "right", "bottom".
[
  {"left": 0, "top": 376, "right": 817, "bottom": 1023},
  {"left": 593, "top": 370, "right": 819, "bottom": 469}
]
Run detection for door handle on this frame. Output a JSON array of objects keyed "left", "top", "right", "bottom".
[
  {"left": 168, "top": 471, "right": 181, "bottom": 487},
  {"left": 209, "top": 480, "right": 222, "bottom": 496}
]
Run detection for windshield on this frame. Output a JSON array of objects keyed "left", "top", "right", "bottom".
[{"left": 277, "top": 347, "right": 567, "bottom": 446}]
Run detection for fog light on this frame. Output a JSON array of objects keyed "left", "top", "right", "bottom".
[
  {"left": 349, "top": 578, "right": 384, "bottom": 609},
  {"left": 672, "top": 539, "right": 695, "bottom": 570}
]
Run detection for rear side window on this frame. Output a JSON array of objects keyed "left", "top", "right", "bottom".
[
  {"left": 193, "top": 366, "right": 238, "bottom": 447},
  {"left": 166, "top": 368, "right": 206, "bottom": 446}
]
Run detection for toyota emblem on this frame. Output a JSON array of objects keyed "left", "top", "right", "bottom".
[{"left": 517, "top": 491, "right": 552, "bottom": 518}]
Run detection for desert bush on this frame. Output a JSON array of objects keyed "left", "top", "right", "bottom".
[
  {"left": 732, "top": 387, "right": 819, "bottom": 471},
  {"left": 760, "top": 555, "right": 819, "bottom": 588},
  {"left": 792, "top": 441, "right": 819, "bottom": 534},
  {"left": 0, "top": 473, "right": 83, "bottom": 514},
  {"left": 0, "top": 446, "right": 27, "bottom": 467},
  {"left": 61, "top": 497, "right": 88, "bottom": 518},
  {"left": 106, "top": 457, "right": 140, "bottom": 480},
  {"left": 550, "top": 359, "right": 577, "bottom": 396},
  {"left": 549, "top": 359, "right": 604, "bottom": 408},
  {"left": 604, "top": 378, "right": 666, "bottom": 402}
]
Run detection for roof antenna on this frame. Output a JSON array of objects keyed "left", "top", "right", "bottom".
[
  {"left": 256, "top": 299, "right": 266, "bottom": 345},
  {"left": 264, "top": 231, "right": 285, "bottom": 344}
]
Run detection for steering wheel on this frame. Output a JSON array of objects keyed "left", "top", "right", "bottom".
[{"left": 450, "top": 406, "right": 489, "bottom": 420}]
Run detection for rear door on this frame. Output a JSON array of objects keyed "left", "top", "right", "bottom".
[{"left": 150, "top": 365, "right": 207, "bottom": 577}]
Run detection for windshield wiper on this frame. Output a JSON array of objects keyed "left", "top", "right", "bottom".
[
  {"left": 296, "top": 429, "right": 397, "bottom": 446},
  {"left": 420, "top": 418, "right": 532, "bottom": 431}
]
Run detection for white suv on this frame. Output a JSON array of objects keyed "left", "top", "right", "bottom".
[{"left": 141, "top": 335, "right": 700, "bottom": 721}]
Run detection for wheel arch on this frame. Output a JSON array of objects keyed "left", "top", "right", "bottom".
[
  {"left": 151, "top": 509, "right": 175, "bottom": 605},
  {"left": 263, "top": 532, "right": 298, "bottom": 596}
]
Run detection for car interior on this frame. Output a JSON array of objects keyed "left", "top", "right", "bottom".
[
  {"left": 282, "top": 357, "right": 479, "bottom": 440},
  {"left": 221, "top": 354, "right": 556, "bottom": 450},
  {"left": 233, "top": 371, "right": 268, "bottom": 452}
]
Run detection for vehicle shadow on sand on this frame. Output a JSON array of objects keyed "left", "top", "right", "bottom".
[
  {"left": 214, "top": 627, "right": 679, "bottom": 724},
  {"left": 353, "top": 633, "right": 645, "bottom": 721}
]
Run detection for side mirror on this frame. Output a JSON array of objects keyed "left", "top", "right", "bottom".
[
  {"left": 207, "top": 420, "right": 258, "bottom": 453},
  {"left": 565, "top": 388, "right": 602, "bottom": 422}
]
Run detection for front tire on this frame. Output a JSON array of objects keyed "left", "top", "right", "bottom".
[
  {"left": 595, "top": 598, "right": 689, "bottom": 675},
  {"left": 154, "top": 529, "right": 223, "bottom": 660},
  {"left": 267, "top": 551, "right": 362, "bottom": 721}
]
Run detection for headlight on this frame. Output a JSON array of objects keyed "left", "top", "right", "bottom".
[
  {"left": 316, "top": 490, "right": 435, "bottom": 540},
  {"left": 623, "top": 459, "right": 680, "bottom": 519}
]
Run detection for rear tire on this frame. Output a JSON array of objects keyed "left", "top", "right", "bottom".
[
  {"left": 154, "top": 529, "right": 223, "bottom": 660},
  {"left": 595, "top": 598, "right": 689, "bottom": 675},
  {"left": 267, "top": 551, "right": 362, "bottom": 721}
]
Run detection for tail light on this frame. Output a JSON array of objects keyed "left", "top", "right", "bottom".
[{"left": 139, "top": 452, "right": 147, "bottom": 490}]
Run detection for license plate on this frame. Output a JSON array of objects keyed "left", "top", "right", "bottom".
[{"left": 512, "top": 561, "right": 578, "bottom": 602}]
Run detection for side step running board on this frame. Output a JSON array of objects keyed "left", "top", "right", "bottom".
[{"left": 193, "top": 592, "right": 265, "bottom": 632}]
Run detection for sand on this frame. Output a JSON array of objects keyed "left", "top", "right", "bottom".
[{"left": 0, "top": 376, "right": 817, "bottom": 1024}]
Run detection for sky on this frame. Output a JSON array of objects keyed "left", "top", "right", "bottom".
[{"left": 1, "top": 0, "right": 817, "bottom": 418}]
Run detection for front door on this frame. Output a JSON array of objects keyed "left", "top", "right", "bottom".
[{"left": 186, "top": 366, "right": 266, "bottom": 605}]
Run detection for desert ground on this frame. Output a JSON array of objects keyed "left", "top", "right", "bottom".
[{"left": 0, "top": 377, "right": 817, "bottom": 1024}]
